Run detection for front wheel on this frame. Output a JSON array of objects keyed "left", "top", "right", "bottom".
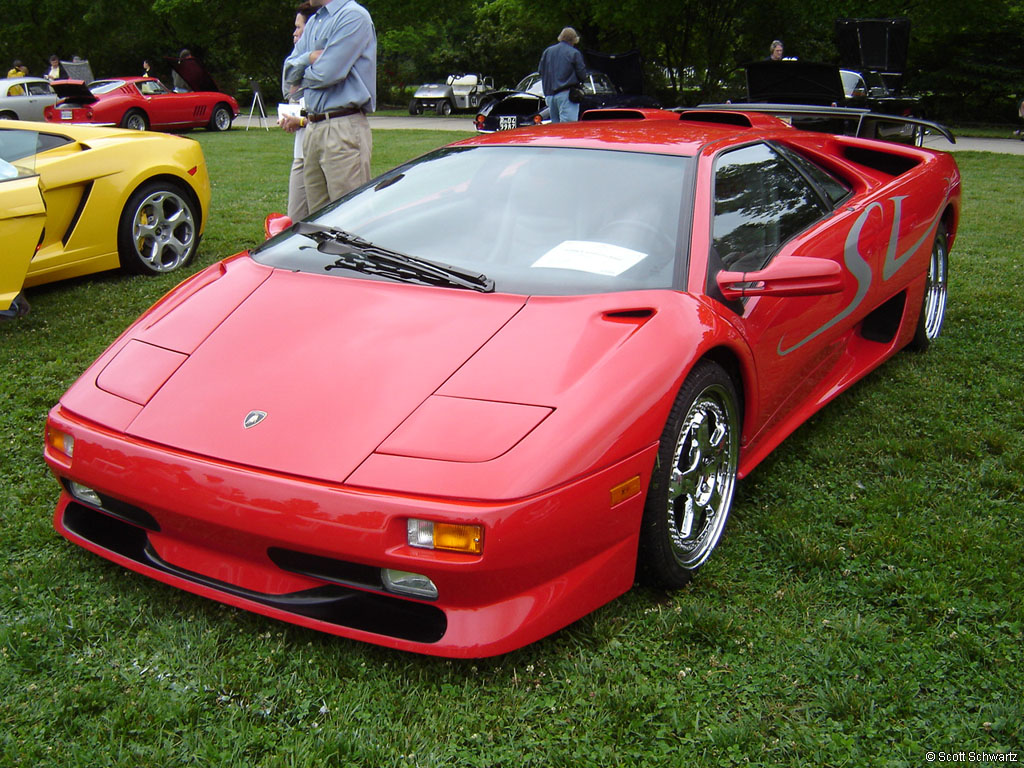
[
  {"left": 436, "top": 100, "right": 453, "bottom": 116},
  {"left": 207, "top": 103, "right": 232, "bottom": 132},
  {"left": 638, "top": 360, "right": 740, "bottom": 589},
  {"left": 117, "top": 180, "right": 200, "bottom": 275},
  {"left": 408, "top": 99, "right": 422, "bottom": 115},
  {"left": 908, "top": 223, "right": 949, "bottom": 352}
]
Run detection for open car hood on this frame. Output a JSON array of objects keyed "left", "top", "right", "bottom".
[
  {"left": 112, "top": 267, "right": 529, "bottom": 484},
  {"left": 52, "top": 80, "right": 97, "bottom": 104},
  {"left": 61, "top": 59, "right": 94, "bottom": 81},
  {"left": 745, "top": 60, "right": 846, "bottom": 106},
  {"left": 835, "top": 17, "right": 911, "bottom": 74},
  {"left": 582, "top": 49, "right": 646, "bottom": 95},
  {"left": 167, "top": 56, "right": 221, "bottom": 93}
]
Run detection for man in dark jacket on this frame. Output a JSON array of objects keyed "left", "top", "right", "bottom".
[{"left": 538, "top": 27, "right": 586, "bottom": 122}]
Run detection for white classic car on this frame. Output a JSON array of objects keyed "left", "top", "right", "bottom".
[{"left": 409, "top": 74, "right": 495, "bottom": 115}]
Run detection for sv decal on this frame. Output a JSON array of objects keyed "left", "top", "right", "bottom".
[{"left": 777, "top": 195, "right": 943, "bottom": 356}]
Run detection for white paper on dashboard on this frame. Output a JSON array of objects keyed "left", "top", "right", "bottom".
[{"left": 532, "top": 240, "right": 647, "bottom": 277}]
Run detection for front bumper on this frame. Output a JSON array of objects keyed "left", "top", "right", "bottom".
[{"left": 45, "top": 406, "right": 655, "bottom": 657}]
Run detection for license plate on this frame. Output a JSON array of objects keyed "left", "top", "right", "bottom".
[
  {"left": 61, "top": 110, "right": 73, "bottom": 120},
  {"left": 498, "top": 116, "right": 517, "bottom": 131}
]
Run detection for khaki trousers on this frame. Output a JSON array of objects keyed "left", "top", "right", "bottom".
[{"left": 302, "top": 112, "right": 372, "bottom": 213}]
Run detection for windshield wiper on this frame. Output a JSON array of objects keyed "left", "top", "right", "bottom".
[{"left": 295, "top": 221, "right": 494, "bottom": 293}]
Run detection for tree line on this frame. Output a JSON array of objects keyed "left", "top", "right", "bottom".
[{"left": 2, "top": 0, "right": 1022, "bottom": 122}]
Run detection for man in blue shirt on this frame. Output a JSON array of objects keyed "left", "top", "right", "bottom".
[
  {"left": 538, "top": 27, "right": 587, "bottom": 123},
  {"left": 283, "top": 0, "right": 376, "bottom": 212}
]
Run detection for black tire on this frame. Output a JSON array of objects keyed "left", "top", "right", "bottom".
[
  {"left": 408, "top": 99, "right": 422, "bottom": 115},
  {"left": 206, "top": 103, "right": 233, "bottom": 132},
  {"left": 0, "top": 111, "right": 17, "bottom": 120},
  {"left": 120, "top": 109, "right": 148, "bottom": 131},
  {"left": 117, "top": 180, "right": 200, "bottom": 275},
  {"left": 637, "top": 360, "right": 740, "bottom": 589},
  {"left": 436, "top": 100, "right": 453, "bottom": 116},
  {"left": 908, "top": 223, "right": 949, "bottom": 352}
]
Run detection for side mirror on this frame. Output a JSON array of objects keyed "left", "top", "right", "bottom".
[
  {"left": 264, "top": 213, "right": 293, "bottom": 240},
  {"left": 716, "top": 255, "right": 844, "bottom": 300}
]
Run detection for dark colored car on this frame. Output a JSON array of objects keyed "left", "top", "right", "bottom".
[
  {"left": 740, "top": 18, "right": 923, "bottom": 143},
  {"left": 475, "top": 49, "right": 660, "bottom": 132}
]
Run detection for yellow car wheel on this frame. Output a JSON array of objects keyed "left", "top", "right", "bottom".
[{"left": 117, "top": 180, "right": 200, "bottom": 275}]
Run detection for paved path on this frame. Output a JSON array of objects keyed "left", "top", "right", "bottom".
[
  {"left": 236, "top": 114, "right": 1024, "bottom": 152},
  {"left": 235, "top": 114, "right": 475, "bottom": 132},
  {"left": 922, "top": 133, "right": 1024, "bottom": 154}
]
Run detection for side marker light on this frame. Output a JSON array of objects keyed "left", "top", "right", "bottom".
[{"left": 610, "top": 475, "right": 643, "bottom": 506}]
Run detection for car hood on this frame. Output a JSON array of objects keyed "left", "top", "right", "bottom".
[
  {"left": 168, "top": 56, "right": 221, "bottom": 93},
  {"left": 745, "top": 60, "right": 846, "bottom": 105},
  {"left": 98, "top": 262, "right": 529, "bottom": 484},
  {"left": 582, "top": 49, "right": 646, "bottom": 95},
  {"left": 52, "top": 81, "right": 97, "bottom": 104},
  {"left": 835, "top": 17, "right": 910, "bottom": 74}
]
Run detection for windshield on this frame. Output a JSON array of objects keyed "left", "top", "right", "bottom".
[
  {"left": 584, "top": 73, "right": 617, "bottom": 95},
  {"left": 254, "top": 145, "right": 692, "bottom": 295},
  {"left": 515, "top": 74, "right": 542, "bottom": 95}
]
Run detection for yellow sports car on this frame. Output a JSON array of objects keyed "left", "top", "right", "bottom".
[{"left": 1, "top": 120, "right": 210, "bottom": 318}]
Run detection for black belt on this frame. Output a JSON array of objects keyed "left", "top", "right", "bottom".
[{"left": 304, "top": 106, "right": 365, "bottom": 123}]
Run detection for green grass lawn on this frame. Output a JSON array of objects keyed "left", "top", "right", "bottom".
[{"left": 1, "top": 128, "right": 1022, "bottom": 767}]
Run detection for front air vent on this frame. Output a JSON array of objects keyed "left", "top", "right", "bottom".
[
  {"left": 268, "top": 547, "right": 383, "bottom": 591},
  {"left": 603, "top": 308, "right": 655, "bottom": 320}
]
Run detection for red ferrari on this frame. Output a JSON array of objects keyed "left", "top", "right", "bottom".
[
  {"left": 44, "top": 108, "right": 960, "bottom": 657},
  {"left": 43, "top": 71, "right": 238, "bottom": 132}
]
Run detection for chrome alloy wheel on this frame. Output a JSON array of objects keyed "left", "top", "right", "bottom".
[
  {"left": 665, "top": 383, "right": 739, "bottom": 569},
  {"left": 130, "top": 190, "right": 196, "bottom": 272},
  {"left": 921, "top": 228, "right": 948, "bottom": 340}
]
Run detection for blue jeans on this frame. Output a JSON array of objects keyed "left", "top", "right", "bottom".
[{"left": 546, "top": 90, "right": 579, "bottom": 123}]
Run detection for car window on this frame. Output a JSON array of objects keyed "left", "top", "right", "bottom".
[
  {"left": 254, "top": 145, "right": 694, "bottom": 296},
  {"left": 516, "top": 74, "right": 540, "bottom": 92},
  {"left": 584, "top": 73, "right": 617, "bottom": 95},
  {"left": 780, "top": 146, "right": 852, "bottom": 207},
  {"left": 841, "top": 70, "right": 866, "bottom": 98},
  {"left": 137, "top": 79, "right": 170, "bottom": 95},
  {"left": 712, "top": 143, "right": 831, "bottom": 272},
  {"left": 27, "top": 82, "right": 54, "bottom": 96},
  {"left": 0, "top": 129, "right": 71, "bottom": 178},
  {"left": 90, "top": 80, "right": 126, "bottom": 95}
]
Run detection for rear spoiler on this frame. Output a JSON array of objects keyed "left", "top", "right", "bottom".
[{"left": 687, "top": 103, "right": 955, "bottom": 144}]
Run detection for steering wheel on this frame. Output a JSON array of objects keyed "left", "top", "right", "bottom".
[{"left": 597, "top": 218, "right": 675, "bottom": 256}]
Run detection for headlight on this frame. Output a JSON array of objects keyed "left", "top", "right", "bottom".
[
  {"left": 381, "top": 569, "right": 438, "bottom": 600},
  {"left": 377, "top": 396, "right": 552, "bottom": 462}
]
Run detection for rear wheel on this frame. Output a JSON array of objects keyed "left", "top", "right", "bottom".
[
  {"left": 908, "top": 223, "right": 949, "bottom": 351},
  {"left": 120, "top": 109, "right": 148, "bottom": 131},
  {"left": 0, "top": 111, "right": 17, "bottom": 120},
  {"left": 117, "top": 180, "right": 200, "bottom": 275},
  {"left": 638, "top": 360, "right": 740, "bottom": 589},
  {"left": 206, "top": 103, "right": 232, "bottom": 132}
]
